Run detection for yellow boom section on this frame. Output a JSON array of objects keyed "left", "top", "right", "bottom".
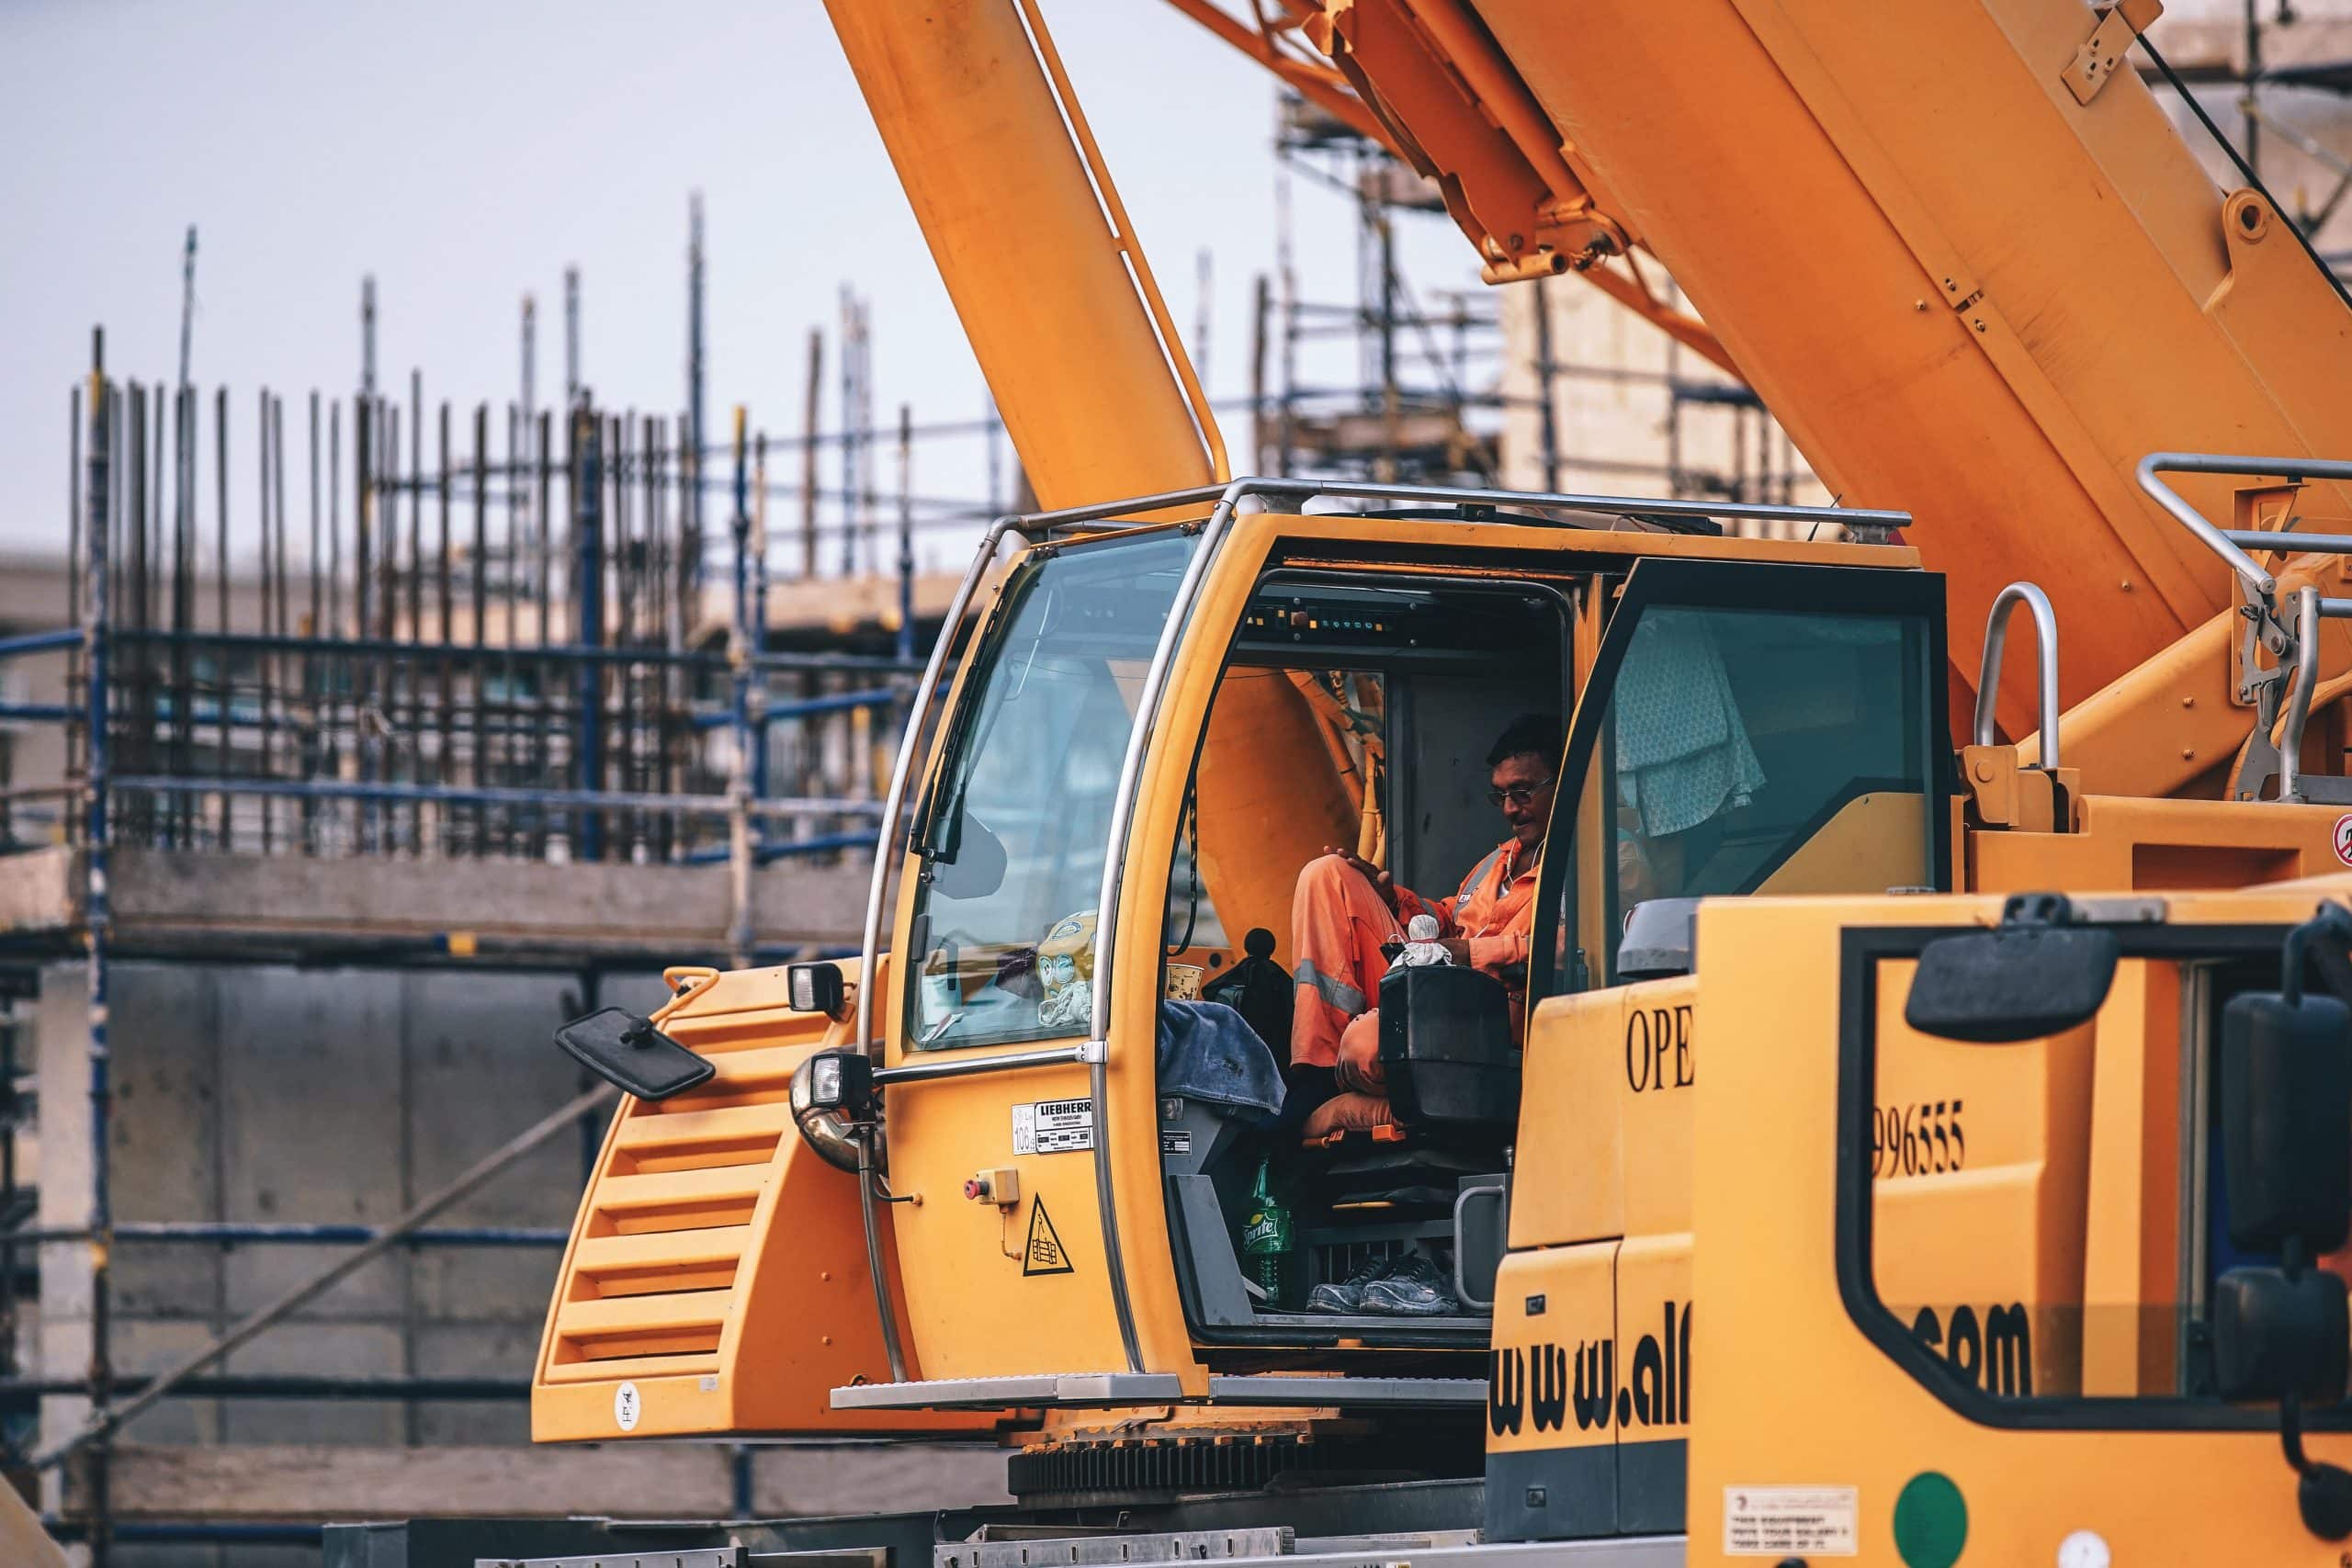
[
  {"left": 823, "top": 0, "right": 1225, "bottom": 510},
  {"left": 1171, "top": 0, "right": 2352, "bottom": 751}
]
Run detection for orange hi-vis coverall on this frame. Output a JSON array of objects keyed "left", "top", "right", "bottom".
[{"left": 1287, "top": 840, "right": 1543, "bottom": 1072}]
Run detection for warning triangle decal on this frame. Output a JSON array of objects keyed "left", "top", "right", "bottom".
[{"left": 1023, "top": 1197, "right": 1075, "bottom": 1277}]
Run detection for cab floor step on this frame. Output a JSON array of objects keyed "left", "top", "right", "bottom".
[{"left": 828, "top": 1372, "right": 1486, "bottom": 1410}]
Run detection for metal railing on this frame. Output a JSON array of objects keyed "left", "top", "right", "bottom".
[
  {"left": 1974, "top": 582, "right": 2062, "bottom": 769},
  {"left": 2136, "top": 452, "right": 2352, "bottom": 803}
]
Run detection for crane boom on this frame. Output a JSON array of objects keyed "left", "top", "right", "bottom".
[
  {"left": 1171, "top": 0, "right": 2352, "bottom": 761},
  {"left": 822, "top": 0, "right": 1224, "bottom": 511}
]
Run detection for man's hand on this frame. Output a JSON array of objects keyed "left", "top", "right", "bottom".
[
  {"left": 1435, "top": 938, "right": 1472, "bottom": 965},
  {"left": 1324, "top": 845, "right": 1397, "bottom": 913}
]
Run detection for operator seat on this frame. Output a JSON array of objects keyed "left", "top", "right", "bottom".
[{"left": 1298, "top": 963, "right": 1520, "bottom": 1209}]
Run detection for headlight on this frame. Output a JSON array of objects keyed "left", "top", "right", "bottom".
[
  {"left": 787, "top": 962, "right": 847, "bottom": 1017},
  {"left": 809, "top": 1053, "right": 844, "bottom": 1109}
]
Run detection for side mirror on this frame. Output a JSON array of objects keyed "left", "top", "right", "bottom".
[
  {"left": 2210, "top": 905, "right": 2352, "bottom": 1545},
  {"left": 553, "top": 1007, "right": 715, "bottom": 1101},
  {"left": 2214, "top": 1267, "right": 2350, "bottom": 1404},
  {"left": 2222, "top": 986, "right": 2352, "bottom": 1256},
  {"left": 1904, "top": 894, "right": 2118, "bottom": 1043}
]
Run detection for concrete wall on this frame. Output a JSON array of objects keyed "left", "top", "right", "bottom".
[{"left": 29, "top": 960, "right": 1006, "bottom": 1567}]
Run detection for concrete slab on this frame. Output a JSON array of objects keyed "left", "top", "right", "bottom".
[
  {"left": 80, "top": 1438, "right": 1008, "bottom": 1520},
  {"left": 17, "top": 846, "right": 881, "bottom": 957}
]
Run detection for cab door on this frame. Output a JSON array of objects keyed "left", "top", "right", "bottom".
[{"left": 1491, "top": 557, "right": 1951, "bottom": 1542}]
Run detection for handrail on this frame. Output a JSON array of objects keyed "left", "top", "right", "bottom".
[
  {"left": 1018, "top": 473, "right": 1909, "bottom": 540},
  {"left": 2135, "top": 452, "right": 2352, "bottom": 609},
  {"left": 1973, "top": 582, "right": 2062, "bottom": 770},
  {"left": 873, "top": 1040, "right": 1102, "bottom": 1087},
  {"left": 2284, "top": 587, "right": 2322, "bottom": 803},
  {"left": 2276, "top": 587, "right": 2352, "bottom": 803},
  {"left": 2132, "top": 452, "right": 2352, "bottom": 802}
]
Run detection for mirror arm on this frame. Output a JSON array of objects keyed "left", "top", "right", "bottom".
[{"left": 2264, "top": 1130, "right": 2352, "bottom": 1541}]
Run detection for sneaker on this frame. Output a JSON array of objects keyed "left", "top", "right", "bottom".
[
  {"left": 1306, "top": 1253, "right": 1394, "bottom": 1314},
  {"left": 1360, "top": 1251, "right": 1461, "bottom": 1316}
]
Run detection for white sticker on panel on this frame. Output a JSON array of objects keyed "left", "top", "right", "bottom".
[
  {"left": 1012, "top": 1098, "right": 1095, "bottom": 1156},
  {"left": 1723, "top": 1486, "right": 1858, "bottom": 1557}
]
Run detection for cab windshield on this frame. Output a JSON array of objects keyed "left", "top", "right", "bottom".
[{"left": 904, "top": 530, "right": 1197, "bottom": 1049}]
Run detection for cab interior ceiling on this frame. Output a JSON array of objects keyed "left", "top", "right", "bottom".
[
  {"left": 1164, "top": 573, "right": 1570, "bottom": 974},
  {"left": 1223, "top": 572, "right": 1570, "bottom": 898}
]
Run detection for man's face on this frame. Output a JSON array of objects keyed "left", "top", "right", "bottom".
[{"left": 1490, "top": 751, "right": 1556, "bottom": 847}]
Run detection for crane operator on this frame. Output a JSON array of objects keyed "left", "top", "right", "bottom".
[{"left": 1288, "top": 712, "right": 1561, "bottom": 1106}]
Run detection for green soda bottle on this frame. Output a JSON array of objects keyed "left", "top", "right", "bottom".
[{"left": 1239, "top": 1154, "right": 1295, "bottom": 1310}]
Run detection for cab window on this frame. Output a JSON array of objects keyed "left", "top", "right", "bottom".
[
  {"left": 1541, "top": 567, "right": 1945, "bottom": 997},
  {"left": 902, "top": 530, "right": 1196, "bottom": 1049}
]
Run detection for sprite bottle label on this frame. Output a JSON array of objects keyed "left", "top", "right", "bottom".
[{"left": 1239, "top": 1156, "right": 1293, "bottom": 1307}]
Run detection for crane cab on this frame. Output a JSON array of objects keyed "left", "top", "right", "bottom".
[
  {"left": 855, "top": 481, "right": 1946, "bottom": 1388},
  {"left": 526, "top": 477, "right": 1951, "bottom": 1461}
]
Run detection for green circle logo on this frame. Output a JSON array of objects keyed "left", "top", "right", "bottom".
[{"left": 1893, "top": 1471, "right": 1968, "bottom": 1568}]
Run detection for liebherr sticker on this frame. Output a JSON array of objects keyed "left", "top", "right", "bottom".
[{"left": 1012, "top": 1098, "right": 1095, "bottom": 1155}]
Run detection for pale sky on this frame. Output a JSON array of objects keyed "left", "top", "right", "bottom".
[{"left": 0, "top": 0, "right": 1479, "bottom": 568}]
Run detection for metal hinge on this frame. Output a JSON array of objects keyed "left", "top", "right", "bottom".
[{"left": 2064, "top": 0, "right": 2164, "bottom": 105}]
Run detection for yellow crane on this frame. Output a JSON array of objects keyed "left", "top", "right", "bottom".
[{"left": 477, "top": 5, "right": 2352, "bottom": 1566}]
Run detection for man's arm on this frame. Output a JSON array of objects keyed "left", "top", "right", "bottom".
[{"left": 1322, "top": 845, "right": 1437, "bottom": 920}]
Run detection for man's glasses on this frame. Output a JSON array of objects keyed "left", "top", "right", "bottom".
[{"left": 1485, "top": 778, "right": 1555, "bottom": 807}]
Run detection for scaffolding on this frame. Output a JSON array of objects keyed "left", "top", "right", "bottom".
[
  {"left": 1249, "top": 94, "right": 1816, "bottom": 512},
  {"left": 0, "top": 326, "right": 1018, "bottom": 1560},
  {"left": 1254, "top": 95, "right": 1503, "bottom": 488}
]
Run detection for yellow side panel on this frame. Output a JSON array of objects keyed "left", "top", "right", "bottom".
[
  {"left": 1613, "top": 1234, "right": 1695, "bottom": 1446},
  {"left": 1754, "top": 791, "right": 1928, "bottom": 896},
  {"left": 1488, "top": 1242, "right": 1618, "bottom": 1456},
  {"left": 1971, "top": 795, "right": 2352, "bottom": 894},
  {"left": 1618, "top": 979, "right": 1697, "bottom": 1241},
  {"left": 884, "top": 1062, "right": 1135, "bottom": 1381},
  {"left": 1514, "top": 991, "right": 1625, "bottom": 1247},
  {"left": 2079, "top": 959, "right": 2184, "bottom": 1398},
  {"left": 532, "top": 962, "right": 991, "bottom": 1439},
  {"left": 1691, "top": 894, "right": 2352, "bottom": 1565},
  {"left": 1515, "top": 977, "right": 1696, "bottom": 1249},
  {"left": 1871, "top": 958, "right": 2096, "bottom": 1400}
]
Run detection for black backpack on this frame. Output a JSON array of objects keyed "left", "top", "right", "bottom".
[{"left": 1202, "top": 928, "right": 1292, "bottom": 1059}]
